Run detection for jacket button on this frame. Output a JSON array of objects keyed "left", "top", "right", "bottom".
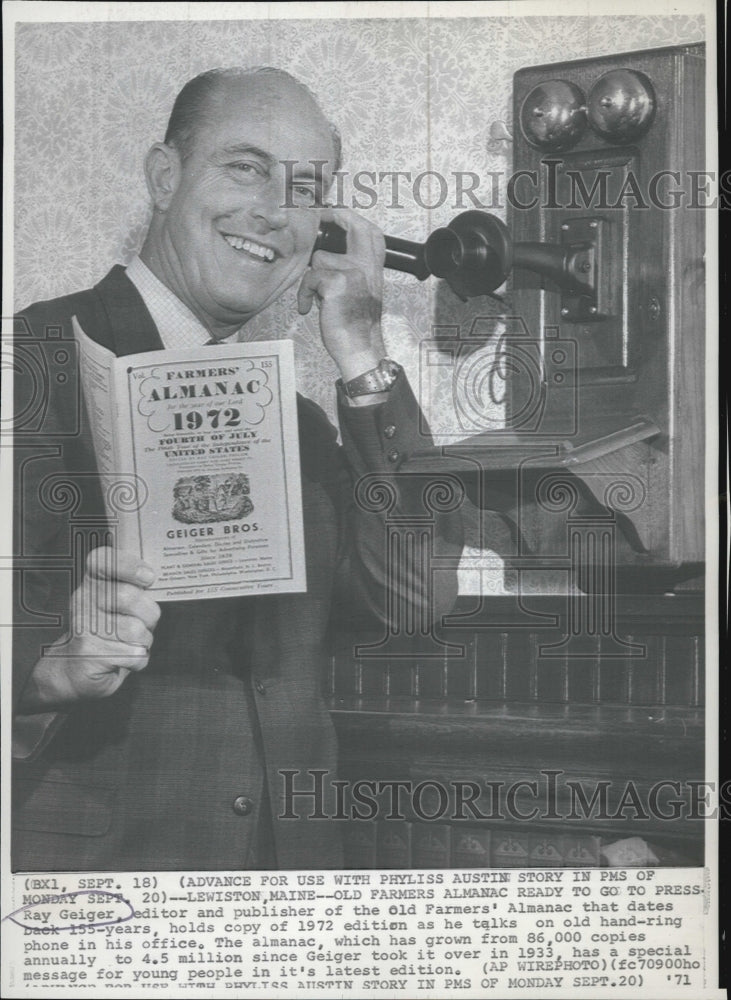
[
  {"left": 387, "top": 448, "right": 399, "bottom": 463},
  {"left": 232, "top": 795, "right": 254, "bottom": 816},
  {"left": 254, "top": 680, "right": 266, "bottom": 695},
  {"left": 383, "top": 424, "right": 397, "bottom": 439}
]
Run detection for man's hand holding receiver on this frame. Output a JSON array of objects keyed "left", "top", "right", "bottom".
[{"left": 297, "top": 207, "right": 388, "bottom": 400}]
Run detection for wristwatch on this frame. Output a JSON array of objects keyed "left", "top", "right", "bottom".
[{"left": 341, "top": 358, "right": 402, "bottom": 398}]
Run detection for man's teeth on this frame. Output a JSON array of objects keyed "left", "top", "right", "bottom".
[{"left": 224, "top": 235, "right": 275, "bottom": 261}]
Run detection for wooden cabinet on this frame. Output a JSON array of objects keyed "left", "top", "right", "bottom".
[{"left": 329, "top": 594, "right": 704, "bottom": 868}]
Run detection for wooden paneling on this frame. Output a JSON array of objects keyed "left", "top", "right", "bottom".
[{"left": 328, "top": 594, "right": 705, "bottom": 866}]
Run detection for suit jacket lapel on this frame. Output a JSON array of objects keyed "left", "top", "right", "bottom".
[{"left": 93, "top": 264, "right": 164, "bottom": 357}]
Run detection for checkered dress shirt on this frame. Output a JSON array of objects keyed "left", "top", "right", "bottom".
[{"left": 126, "top": 256, "right": 240, "bottom": 347}]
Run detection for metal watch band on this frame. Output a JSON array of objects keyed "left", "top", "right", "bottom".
[{"left": 341, "top": 358, "right": 402, "bottom": 398}]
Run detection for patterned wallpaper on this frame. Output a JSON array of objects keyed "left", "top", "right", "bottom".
[
  {"left": 14, "top": 14, "right": 704, "bottom": 418},
  {"left": 13, "top": 14, "right": 705, "bottom": 591}
]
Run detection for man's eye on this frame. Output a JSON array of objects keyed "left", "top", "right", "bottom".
[
  {"left": 229, "top": 162, "right": 265, "bottom": 179},
  {"left": 292, "top": 185, "right": 318, "bottom": 206}
]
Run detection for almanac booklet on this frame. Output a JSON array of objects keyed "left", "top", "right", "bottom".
[{"left": 72, "top": 317, "right": 306, "bottom": 600}]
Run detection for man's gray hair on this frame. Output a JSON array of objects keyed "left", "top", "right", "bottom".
[{"left": 164, "top": 66, "right": 342, "bottom": 171}]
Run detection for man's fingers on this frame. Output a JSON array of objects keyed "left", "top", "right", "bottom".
[
  {"left": 111, "top": 666, "right": 132, "bottom": 684},
  {"left": 114, "top": 613, "right": 154, "bottom": 650},
  {"left": 85, "top": 580, "right": 161, "bottom": 630},
  {"left": 310, "top": 250, "right": 355, "bottom": 273},
  {"left": 297, "top": 269, "right": 317, "bottom": 315},
  {"left": 305, "top": 259, "right": 356, "bottom": 295},
  {"left": 317, "top": 208, "right": 385, "bottom": 266},
  {"left": 92, "top": 642, "right": 149, "bottom": 670},
  {"left": 109, "top": 650, "right": 150, "bottom": 673},
  {"left": 86, "top": 546, "right": 157, "bottom": 587},
  {"left": 110, "top": 585, "right": 161, "bottom": 629},
  {"left": 69, "top": 608, "right": 154, "bottom": 647},
  {"left": 63, "top": 628, "right": 152, "bottom": 676}
]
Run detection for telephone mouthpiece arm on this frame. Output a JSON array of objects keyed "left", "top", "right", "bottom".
[
  {"left": 317, "top": 211, "right": 587, "bottom": 302},
  {"left": 385, "top": 212, "right": 512, "bottom": 300},
  {"left": 384, "top": 236, "right": 431, "bottom": 280}
]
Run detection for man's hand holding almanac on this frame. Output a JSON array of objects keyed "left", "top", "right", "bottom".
[{"left": 18, "top": 547, "right": 160, "bottom": 711}]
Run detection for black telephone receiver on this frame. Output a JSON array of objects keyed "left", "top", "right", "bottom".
[
  {"left": 313, "top": 220, "right": 430, "bottom": 282},
  {"left": 312, "top": 213, "right": 594, "bottom": 305},
  {"left": 312, "top": 215, "right": 509, "bottom": 301},
  {"left": 312, "top": 220, "right": 348, "bottom": 257}
]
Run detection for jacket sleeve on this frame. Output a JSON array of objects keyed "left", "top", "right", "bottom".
[
  {"left": 12, "top": 298, "right": 103, "bottom": 758},
  {"left": 329, "top": 369, "right": 464, "bottom": 630}
]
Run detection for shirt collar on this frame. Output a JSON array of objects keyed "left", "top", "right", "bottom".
[{"left": 126, "top": 256, "right": 240, "bottom": 348}]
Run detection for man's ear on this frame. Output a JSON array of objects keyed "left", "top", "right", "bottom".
[{"left": 144, "top": 142, "right": 182, "bottom": 212}]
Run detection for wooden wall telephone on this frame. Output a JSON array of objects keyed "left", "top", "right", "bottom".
[{"left": 315, "top": 43, "right": 705, "bottom": 588}]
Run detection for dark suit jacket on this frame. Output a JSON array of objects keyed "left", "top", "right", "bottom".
[{"left": 12, "top": 266, "right": 463, "bottom": 872}]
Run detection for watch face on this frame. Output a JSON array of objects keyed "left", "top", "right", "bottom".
[
  {"left": 344, "top": 360, "right": 401, "bottom": 396},
  {"left": 379, "top": 359, "right": 400, "bottom": 384}
]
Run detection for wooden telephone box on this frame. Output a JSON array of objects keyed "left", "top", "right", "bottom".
[
  {"left": 330, "top": 43, "right": 707, "bottom": 869},
  {"left": 506, "top": 43, "right": 705, "bottom": 587}
]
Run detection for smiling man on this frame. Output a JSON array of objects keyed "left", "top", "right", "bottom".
[{"left": 12, "top": 67, "right": 463, "bottom": 872}]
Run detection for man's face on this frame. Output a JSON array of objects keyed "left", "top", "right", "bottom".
[{"left": 158, "top": 77, "right": 335, "bottom": 333}]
